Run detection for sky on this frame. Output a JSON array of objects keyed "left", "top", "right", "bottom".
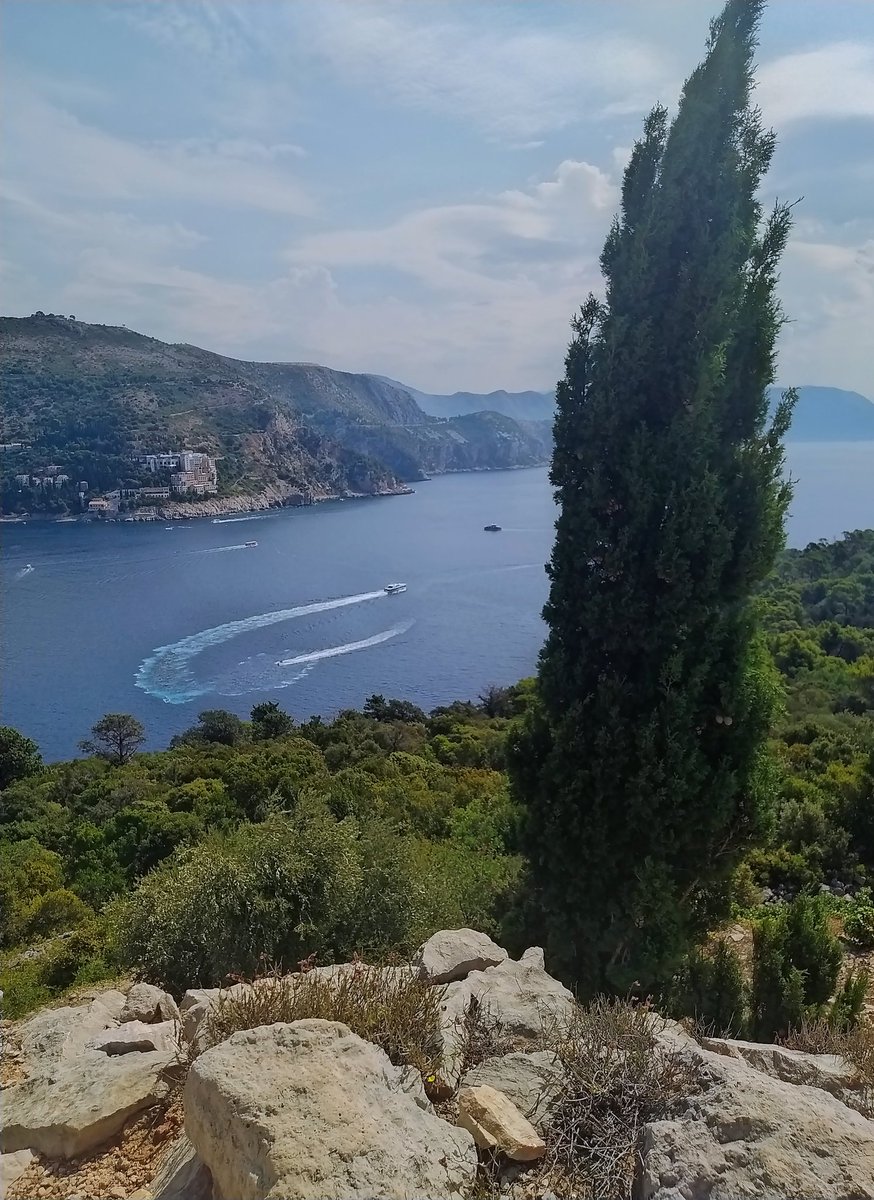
[{"left": 2, "top": 1, "right": 873, "bottom": 395}]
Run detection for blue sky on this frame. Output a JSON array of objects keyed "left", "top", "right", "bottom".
[{"left": 2, "top": 1, "right": 873, "bottom": 394}]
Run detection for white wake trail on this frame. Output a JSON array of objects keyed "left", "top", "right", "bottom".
[
  {"left": 275, "top": 621, "right": 413, "bottom": 668},
  {"left": 135, "top": 590, "right": 387, "bottom": 702}
]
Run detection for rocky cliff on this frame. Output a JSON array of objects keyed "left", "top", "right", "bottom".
[{"left": 0, "top": 315, "right": 552, "bottom": 515}]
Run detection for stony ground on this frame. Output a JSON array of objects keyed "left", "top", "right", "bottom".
[{"left": 7, "top": 1103, "right": 183, "bottom": 1200}]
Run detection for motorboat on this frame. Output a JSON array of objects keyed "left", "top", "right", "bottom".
[
  {"left": 245, "top": 540, "right": 258, "bottom": 548},
  {"left": 484, "top": 524, "right": 502, "bottom": 532},
  {"left": 384, "top": 582, "right": 407, "bottom": 595}
]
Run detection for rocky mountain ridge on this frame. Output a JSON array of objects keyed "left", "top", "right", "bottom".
[
  {"left": 2, "top": 928, "right": 872, "bottom": 1200},
  {"left": 0, "top": 315, "right": 551, "bottom": 516}
]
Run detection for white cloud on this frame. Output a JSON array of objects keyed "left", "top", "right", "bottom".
[
  {"left": 758, "top": 42, "right": 874, "bottom": 125},
  {"left": 293, "top": 3, "right": 669, "bottom": 139},
  {"left": 2, "top": 85, "right": 313, "bottom": 217}
]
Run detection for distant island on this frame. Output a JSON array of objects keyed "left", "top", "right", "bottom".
[{"left": 0, "top": 314, "right": 551, "bottom": 519}]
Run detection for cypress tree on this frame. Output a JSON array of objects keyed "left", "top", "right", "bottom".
[{"left": 509, "top": 0, "right": 795, "bottom": 992}]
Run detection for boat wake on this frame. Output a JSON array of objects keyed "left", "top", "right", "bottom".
[
  {"left": 135, "top": 590, "right": 388, "bottom": 703},
  {"left": 275, "top": 621, "right": 413, "bottom": 668},
  {"left": 212, "top": 515, "right": 261, "bottom": 524},
  {"left": 14, "top": 564, "right": 35, "bottom": 580},
  {"left": 198, "top": 543, "right": 251, "bottom": 554}
]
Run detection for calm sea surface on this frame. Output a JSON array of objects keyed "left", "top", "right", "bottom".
[{"left": 3, "top": 442, "right": 873, "bottom": 761}]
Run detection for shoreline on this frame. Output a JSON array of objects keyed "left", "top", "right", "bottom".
[{"left": 0, "top": 462, "right": 552, "bottom": 526}]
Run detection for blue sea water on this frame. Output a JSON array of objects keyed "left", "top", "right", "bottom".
[{"left": 2, "top": 443, "right": 873, "bottom": 761}]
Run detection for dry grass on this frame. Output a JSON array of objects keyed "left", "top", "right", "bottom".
[
  {"left": 538, "top": 999, "right": 695, "bottom": 1200},
  {"left": 782, "top": 1018, "right": 874, "bottom": 1117},
  {"left": 196, "top": 960, "right": 445, "bottom": 1082}
]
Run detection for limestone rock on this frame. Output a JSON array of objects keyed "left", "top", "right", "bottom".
[
  {"left": 457, "top": 1084, "right": 547, "bottom": 1161},
  {"left": 638, "top": 1038, "right": 874, "bottom": 1200},
  {"left": 14, "top": 994, "right": 124, "bottom": 1071},
  {"left": 466, "top": 955, "right": 577, "bottom": 1038},
  {"left": 184, "top": 1019, "right": 477, "bottom": 1200},
  {"left": 1, "top": 1050, "right": 172, "bottom": 1158},
  {"left": 90, "top": 1020, "right": 177, "bottom": 1056},
  {"left": 121, "top": 983, "right": 181, "bottom": 1025},
  {"left": 413, "top": 928, "right": 509, "bottom": 984},
  {"left": 129, "top": 1133, "right": 212, "bottom": 1200},
  {"left": 518, "top": 947, "right": 545, "bottom": 970},
  {"left": 462, "top": 1051, "right": 564, "bottom": 1132},
  {"left": 0, "top": 1149, "right": 34, "bottom": 1190},
  {"left": 699, "top": 1036, "right": 866, "bottom": 1110}
]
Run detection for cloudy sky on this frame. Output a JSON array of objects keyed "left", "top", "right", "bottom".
[{"left": 2, "top": 1, "right": 873, "bottom": 394}]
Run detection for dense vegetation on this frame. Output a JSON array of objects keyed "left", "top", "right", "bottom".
[{"left": 0, "top": 532, "right": 872, "bottom": 1027}]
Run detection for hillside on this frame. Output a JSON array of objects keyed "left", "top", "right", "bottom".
[{"left": 0, "top": 315, "right": 551, "bottom": 516}]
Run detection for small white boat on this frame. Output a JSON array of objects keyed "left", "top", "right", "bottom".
[
  {"left": 384, "top": 582, "right": 406, "bottom": 595},
  {"left": 245, "top": 540, "right": 258, "bottom": 548}
]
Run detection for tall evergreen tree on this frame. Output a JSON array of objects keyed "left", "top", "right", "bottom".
[{"left": 509, "top": 0, "right": 795, "bottom": 993}]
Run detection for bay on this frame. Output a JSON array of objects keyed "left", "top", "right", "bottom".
[{"left": 2, "top": 441, "right": 872, "bottom": 761}]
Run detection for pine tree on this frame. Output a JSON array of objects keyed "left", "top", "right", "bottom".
[{"left": 509, "top": 0, "right": 795, "bottom": 993}]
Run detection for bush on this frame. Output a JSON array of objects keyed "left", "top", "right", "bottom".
[
  {"left": 544, "top": 1000, "right": 694, "bottom": 1200},
  {"left": 750, "top": 894, "right": 843, "bottom": 1039},
  {"left": 667, "top": 938, "right": 748, "bottom": 1037},
  {"left": 200, "top": 961, "right": 443, "bottom": 1082},
  {"left": 19, "top": 888, "right": 94, "bottom": 939},
  {"left": 843, "top": 888, "right": 874, "bottom": 948}
]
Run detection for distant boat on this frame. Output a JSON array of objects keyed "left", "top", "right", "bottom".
[
  {"left": 245, "top": 540, "right": 258, "bottom": 548},
  {"left": 484, "top": 524, "right": 502, "bottom": 532},
  {"left": 384, "top": 582, "right": 406, "bottom": 594}
]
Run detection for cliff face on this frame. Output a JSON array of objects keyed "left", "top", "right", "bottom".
[{"left": 0, "top": 315, "right": 552, "bottom": 514}]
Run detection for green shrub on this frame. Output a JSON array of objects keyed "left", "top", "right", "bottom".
[
  {"left": 750, "top": 894, "right": 844, "bottom": 1039},
  {"left": 843, "top": 888, "right": 874, "bottom": 949},
  {"left": 19, "top": 888, "right": 94, "bottom": 939},
  {"left": 667, "top": 938, "right": 748, "bottom": 1037}
]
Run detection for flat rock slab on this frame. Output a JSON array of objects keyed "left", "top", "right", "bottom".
[
  {"left": 457, "top": 1084, "right": 546, "bottom": 1161},
  {"left": 184, "top": 1019, "right": 477, "bottom": 1200},
  {"left": 413, "top": 928, "right": 509, "bottom": 984},
  {"left": 1, "top": 1050, "right": 172, "bottom": 1159},
  {"left": 129, "top": 1133, "right": 212, "bottom": 1200},
  {"left": 639, "top": 1040, "right": 874, "bottom": 1200}
]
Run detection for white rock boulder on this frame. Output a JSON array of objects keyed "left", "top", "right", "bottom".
[
  {"left": 90, "top": 1020, "right": 178, "bottom": 1056},
  {"left": 413, "top": 928, "right": 509, "bottom": 984},
  {"left": 699, "top": 1036, "right": 867, "bottom": 1111},
  {"left": 457, "top": 1084, "right": 547, "bottom": 1161},
  {"left": 1, "top": 1050, "right": 172, "bottom": 1158},
  {"left": 0, "top": 1149, "right": 34, "bottom": 1190},
  {"left": 121, "top": 983, "right": 181, "bottom": 1025},
  {"left": 184, "top": 1019, "right": 478, "bottom": 1200},
  {"left": 638, "top": 1037, "right": 874, "bottom": 1200}
]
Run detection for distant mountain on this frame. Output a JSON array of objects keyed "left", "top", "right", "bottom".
[
  {"left": 0, "top": 315, "right": 553, "bottom": 515},
  {"left": 770, "top": 386, "right": 874, "bottom": 441},
  {"left": 395, "top": 379, "right": 874, "bottom": 441},
  {"left": 387, "top": 380, "right": 555, "bottom": 423}
]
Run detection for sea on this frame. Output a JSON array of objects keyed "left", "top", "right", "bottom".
[{"left": 2, "top": 442, "right": 873, "bottom": 762}]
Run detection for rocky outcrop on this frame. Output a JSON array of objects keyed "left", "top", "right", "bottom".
[
  {"left": 699, "top": 1035, "right": 868, "bottom": 1112},
  {"left": 413, "top": 928, "right": 509, "bottom": 984},
  {"left": 1, "top": 988, "right": 173, "bottom": 1160},
  {"left": 120, "top": 983, "right": 181, "bottom": 1025},
  {"left": 184, "top": 1019, "right": 478, "bottom": 1200},
  {"left": 457, "top": 1084, "right": 546, "bottom": 1161},
  {"left": 640, "top": 1027, "right": 874, "bottom": 1200}
]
